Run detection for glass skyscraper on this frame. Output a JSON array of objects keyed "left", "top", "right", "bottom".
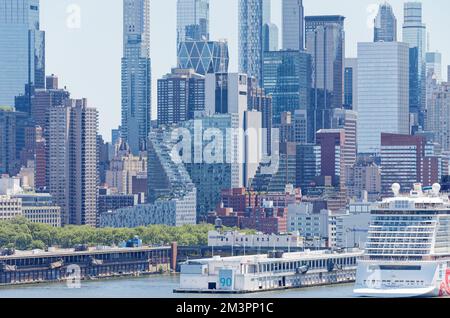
[
  {"left": 374, "top": 2, "right": 397, "bottom": 42},
  {"left": 239, "top": 0, "right": 264, "bottom": 84},
  {"left": 262, "top": 50, "right": 312, "bottom": 140},
  {"left": 121, "top": 0, "right": 152, "bottom": 155},
  {"left": 177, "top": 0, "right": 209, "bottom": 49},
  {"left": 0, "top": 0, "right": 45, "bottom": 106},
  {"left": 403, "top": 2, "right": 427, "bottom": 129},
  {"left": 177, "top": 40, "right": 229, "bottom": 75},
  {"left": 305, "top": 15, "right": 345, "bottom": 141},
  {"left": 282, "top": 0, "right": 304, "bottom": 51}
]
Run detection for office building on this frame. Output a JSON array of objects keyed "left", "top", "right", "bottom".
[
  {"left": 14, "top": 193, "right": 61, "bottom": 227},
  {"left": 316, "top": 129, "right": 346, "bottom": 191},
  {"left": 373, "top": 2, "right": 397, "bottom": 42},
  {"left": 287, "top": 203, "right": 335, "bottom": 248},
  {"left": 357, "top": 42, "right": 410, "bottom": 154},
  {"left": 403, "top": 2, "right": 427, "bottom": 128},
  {"left": 332, "top": 108, "right": 357, "bottom": 168},
  {"left": 0, "top": 107, "right": 30, "bottom": 176},
  {"left": 263, "top": 23, "right": 279, "bottom": 52},
  {"left": 247, "top": 77, "right": 273, "bottom": 155},
  {"left": 0, "top": 0, "right": 45, "bottom": 106},
  {"left": 157, "top": 68, "right": 205, "bottom": 126},
  {"left": 426, "top": 52, "right": 442, "bottom": 83},
  {"left": 239, "top": 0, "right": 264, "bottom": 84},
  {"left": 252, "top": 143, "right": 297, "bottom": 193},
  {"left": 0, "top": 196, "right": 22, "bottom": 221},
  {"left": 380, "top": 133, "right": 439, "bottom": 194},
  {"left": 177, "top": 0, "right": 209, "bottom": 48},
  {"left": 345, "top": 159, "right": 381, "bottom": 202},
  {"left": 335, "top": 202, "right": 372, "bottom": 249},
  {"left": 48, "top": 99, "right": 99, "bottom": 226},
  {"left": 262, "top": 50, "right": 311, "bottom": 133},
  {"left": 177, "top": 40, "right": 229, "bottom": 75},
  {"left": 296, "top": 144, "right": 321, "bottom": 193},
  {"left": 344, "top": 58, "right": 357, "bottom": 111},
  {"left": 305, "top": 15, "right": 345, "bottom": 140},
  {"left": 426, "top": 82, "right": 450, "bottom": 152},
  {"left": 121, "top": 0, "right": 152, "bottom": 154},
  {"left": 282, "top": 0, "right": 304, "bottom": 50}
]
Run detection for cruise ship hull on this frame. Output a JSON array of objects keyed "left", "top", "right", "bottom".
[{"left": 354, "top": 260, "right": 450, "bottom": 298}]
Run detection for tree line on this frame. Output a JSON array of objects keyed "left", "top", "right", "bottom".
[{"left": 0, "top": 217, "right": 221, "bottom": 250}]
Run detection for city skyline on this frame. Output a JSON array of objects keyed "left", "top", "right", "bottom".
[{"left": 39, "top": 0, "right": 448, "bottom": 141}]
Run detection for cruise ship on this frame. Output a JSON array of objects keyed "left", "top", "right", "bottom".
[{"left": 354, "top": 183, "right": 450, "bottom": 298}]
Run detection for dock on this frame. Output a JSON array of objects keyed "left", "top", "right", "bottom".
[
  {"left": 0, "top": 245, "right": 177, "bottom": 286},
  {"left": 174, "top": 249, "right": 363, "bottom": 294}
]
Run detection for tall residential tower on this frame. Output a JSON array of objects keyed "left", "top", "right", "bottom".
[{"left": 121, "top": 0, "right": 152, "bottom": 154}]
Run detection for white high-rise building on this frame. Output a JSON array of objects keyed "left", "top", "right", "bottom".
[
  {"left": 48, "top": 99, "right": 99, "bottom": 226},
  {"left": 282, "top": 0, "right": 304, "bottom": 50},
  {"left": 357, "top": 42, "right": 410, "bottom": 155}
]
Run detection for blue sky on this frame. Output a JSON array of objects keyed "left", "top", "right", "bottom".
[{"left": 40, "top": 0, "right": 445, "bottom": 140}]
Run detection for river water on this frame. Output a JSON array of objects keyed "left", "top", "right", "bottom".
[{"left": 0, "top": 275, "right": 356, "bottom": 298}]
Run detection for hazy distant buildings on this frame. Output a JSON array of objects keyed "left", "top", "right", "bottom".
[
  {"left": 374, "top": 2, "right": 397, "bottom": 42},
  {"left": 157, "top": 68, "right": 205, "bottom": 125},
  {"left": 357, "top": 42, "right": 410, "bottom": 154},
  {"left": 305, "top": 16, "right": 345, "bottom": 140},
  {"left": 0, "top": 0, "right": 45, "bottom": 106},
  {"left": 282, "top": 0, "right": 304, "bottom": 51},
  {"left": 121, "top": 0, "right": 152, "bottom": 154},
  {"left": 48, "top": 99, "right": 99, "bottom": 226}
]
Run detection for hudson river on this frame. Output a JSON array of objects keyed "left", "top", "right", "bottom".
[{"left": 0, "top": 275, "right": 356, "bottom": 298}]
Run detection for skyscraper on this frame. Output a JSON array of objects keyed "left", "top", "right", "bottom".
[
  {"left": 403, "top": 2, "right": 427, "bottom": 129},
  {"left": 239, "top": 0, "right": 264, "bottom": 84},
  {"left": 157, "top": 68, "right": 205, "bottom": 126},
  {"left": 344, "top": 58, "right": 358, "bottom": 111},
  {"left": 177, "top": 39, "right": 229, "bottom": 75},
  {"left": 305, "top": 16, "right": 345, "bottom": 141},
  {"left": 357, "top": 42, "right": 410, "bottom": 155},
  {"left": 0, "top": 106, "right": 30, "bottom": 176},
  {"left": 282, "top": 0, "right": 304, "bottom": 51},
  {"left": 262, "top": 50, "right": 311, "bottom": 134},
  {"left": 426, "top": 52, "right": 442, "bottom": 83},
  {"left": 374, "top": 2, "right": 397, "bottom": 42},
  {"left": 48, "top": 99, "right": 99, "bottom": 226},
  {"left": 262, "top": 0, "right": 279, "bottom": 52},
  {"left": 0, "top": 0, "right": 45, "bottom": 106},
  {"left": 177, "top": 0, "right": 209, "bottom": 48},
  {"left": 121, "top": 0, "right": 152, "bottom": 155}
]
